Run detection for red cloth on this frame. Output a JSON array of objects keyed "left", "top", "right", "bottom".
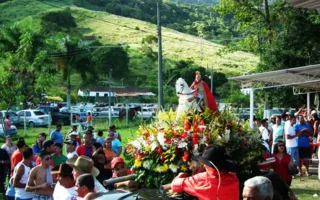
[
  {"left": 35, "top": 155, "right": 55, "bottom": 167},
  {"left": 272, "top": 153, "right": 292, "bottom": 185},
  {"left": 192, "top": 80, "right": 217, "bottom": 113},
  {"left": 76, "top": 145, "right": 92, "bottom": 157},
  {"left": 171, "top": 167, "right": 239, "bottom": 200},
  {"left": 11, "top": 150, "right": 23, "bottom": 170},
  {"left": 76, "top": 137, "right": 82, "bottom": 146}
]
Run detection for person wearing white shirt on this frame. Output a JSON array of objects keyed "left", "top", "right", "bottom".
[
  {"left": 51, "top": 163, "right": 77, "bottom": 200},
  {"left": 259, "top": 119, "right": 270, "bottom": 145},
  {"left": 285, "top": 116, "right": 299, "bottom": 167},
  {"left": 64, "top": 140, "right": 78, "bottom": 159}
]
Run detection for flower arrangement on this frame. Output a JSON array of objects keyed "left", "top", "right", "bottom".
[{"left": 125, "top": 109, "right": 264, "bottom": 188}]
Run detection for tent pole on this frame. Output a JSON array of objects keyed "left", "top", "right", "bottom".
[{"left": 250, "top": 88, "right": 254, "bottom": 128}]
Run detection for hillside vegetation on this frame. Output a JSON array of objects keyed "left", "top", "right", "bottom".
[{"left": 73, "top": 8, "right": 258, "bottom": 75}]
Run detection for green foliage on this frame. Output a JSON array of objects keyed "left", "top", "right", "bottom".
[{"left": 40, "top": 8, "right": 77, "bottom": 34}]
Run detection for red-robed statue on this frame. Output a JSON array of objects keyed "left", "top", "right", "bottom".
[{"left": 190, "top": 71, "right": 217, "bottom": 113}]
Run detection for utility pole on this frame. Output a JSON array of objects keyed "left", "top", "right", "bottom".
[
  {"left": 157, "top": 0, "right": 164, "bottom": 109},
  {"left": 108, "top": 69, "right": 112, "bottom": 126}
]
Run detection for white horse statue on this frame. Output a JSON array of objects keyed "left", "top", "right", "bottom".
[{"left": 175, "top": 78, "right": 201, "bottom": 120}]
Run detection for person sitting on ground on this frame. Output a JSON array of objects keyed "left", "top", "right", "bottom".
[
  {"left": 92, "top": 143, "right": 110, "bottom": 184},
  {"left": 108, "top": 132, "right": 122, "bottom": 157},
  {"left": 76, "top": 132, "right": 93, "bottom": 157},
  {"left": 108, "top": 125, "right": 122, "bottom": 142},
  {"left": 243, "top": 176, "right": 274, "bottom": 200},
  {"left": 51, "top": 163, "right": 77, "bottom": 200},
  {"left": 170, "top": 145, "right": 239, "bottom": 200},
  {"left": 52, "top": 143, "right": 67, "bottom": 166},
  {"left": 65, "top": 140, "right": 78, "bottom": 159},
  {"left": 26, "top": 151, "right": 54, "bottom": 200},
  {"left": 66, "top": 156, "right": 107, "bottom": 193},
  {"left": 13, "top": 148, "right": 34, "bottom": 200},
  {"left": 96, "top": 131, "right": 104, "bottom": 146},
  {"left": 76, "top": 174, "right": 102, "bottom": 200},
  {"left": 111, "top": 157, "right": 137, "bottom": 188},
  {"left": 35, "top": 140, "right": 55, "bottom": 167}
]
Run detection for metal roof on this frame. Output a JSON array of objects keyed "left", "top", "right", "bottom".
[
  {"left": 286, "top": 0, "right": 320, "bottom": 9},
  {"left": 229, "top": 64, "right": 320, "bottom": 93}
]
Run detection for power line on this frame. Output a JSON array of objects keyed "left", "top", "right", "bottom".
[{"left": 33, "top": 0, "right": 223, "bottom": 48}]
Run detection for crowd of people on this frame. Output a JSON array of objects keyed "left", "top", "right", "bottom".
[{"left": 0, "top": 123, "right": 136, "bottom": 200}]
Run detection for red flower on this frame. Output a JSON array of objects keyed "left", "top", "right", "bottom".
[
  {"left": 182, "top": 152, "right": 189, "bottom": 162},
  {"left": 160, "top": 155, "right": 166, "bottom": 162},
  {"left": 184, "top": 119, "right": 191, "bottom": 131},
  {"left": 136, "top": 153, "right": 145, "bottom": 161},
  {"left": 192, "top": 133, "right": 199, "bottom": 145},
  {"left": 157, "top": 147, "right": 163, "bottom": 154},
  {"left": 179, "top": 132, "right": 188, "bottom": 140},
  {"left": 164, "top": 138, "right": 171, "bottom": 144}
]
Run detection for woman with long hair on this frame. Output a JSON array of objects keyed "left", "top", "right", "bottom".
[{"left": 272, "top": 141, "right": 294, "bottom": 186}]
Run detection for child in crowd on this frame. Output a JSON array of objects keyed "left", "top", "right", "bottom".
[
  {"left": 52, "top": 143, "right": 67, "bottom": 166},
  {"left": 96, "top": 131, "right": 104, "bottom": 146},
  {"left": 111, "top": 157, "right": 137, "bottom": 188}
]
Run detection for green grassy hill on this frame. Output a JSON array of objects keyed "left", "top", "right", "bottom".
[{"left": 0, "top": 0, "right": 259, "bottom": 76}]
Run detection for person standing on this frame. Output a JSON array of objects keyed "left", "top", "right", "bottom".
[
  {"left": 295, "top": 115, "right": 312, "bottom": 176},
  {"left": 50, "top": 124, "right": 63, "bottom": 145},
  {"left": 285, "top": 116, "right": 299, "bottom": 167},
  {"left": 65, "top": 140, "right": 78, "bottom": 159},
  {"left": 259, "top": 119, "right": 271, "bottom": 146},
  {"left": 26, "top": 151, "right": 54, "bottom": 200},
  {"left": 0, "top": 148, "right": 10, "bottom": 200},
  {"left": 52, "top": 143, "right": 67, "bottom": 166},
  {"left": 108, "top": 133, "right": 122, "bottom": 156},
  {"left": 35, "top": 140, "right": 55, "bottom": 167},
  {"left": 13, "top": 148, "right": 34, "bottom": 200},
  {"left": 86, "top": 112, "right": 92, "bottom": 126},
  {"left": 96, "top": 131, "right": 104, "bottom": 146},
  {"left": 51, "top": 163, "right": 77, "bottom": 200},
  {"left": 108, "top": 125, "right": 122, "bottom": 142},
  {"left": 76, "top": 132, "right": 93, "bottom": 157},
  {"left": 75, "top": 174, "right": 102, "bottom": 200},
  {"left": 4, "top": 115, "right": 12, "bottom": 136},
  {"left": 2, "top": 135, "right": 17, "bottom": 180},
  {"left": 170, "top": 145, "right": 239, "bottom": 200},
  {"left": 11, "top": 140, "right": 27, "bottom": 174},
  {"left": 67, "top": 156, "right": 107, "bottom": 193},
  {"left": 271, "top": 141, "right": 294, "bottom": 186},
  {"left": 270, "top": 116, "right": 284, "bottom": 153}
]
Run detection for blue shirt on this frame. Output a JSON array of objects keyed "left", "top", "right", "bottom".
[
  {"left": 97, "top": 137, "right": 104, "bottom": 146},
  {"left": 111, "top": 138, "right": 122, "bottom": 155},
  {"left": 294, "top": 123, "right": 312, "bottom": 147},
  {"left": 50, "top": 130, "right": 63, "bottom": 144},
  {"left": 32, "top": 145, "right": 41, "bottom": 154}
]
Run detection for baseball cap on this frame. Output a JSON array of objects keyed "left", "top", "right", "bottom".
[
  {"left": 64, "top": 140, "right": 77, "bottom": 146},
  {"left": 311, "top": 110, "right": 317, "bottom": 115},
  {"left": 51, "top": 163, "right": 73, "bottom": 176},
  {"left": 108, "top": 132, "right": 115, "bottom": 137},
  {"left": 111, "top": 157, "right": 125, "bottom": 169}
]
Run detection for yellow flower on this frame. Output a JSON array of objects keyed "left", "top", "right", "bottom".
[
  {"left": 134, "top": 159, "right": 142, "bottom": 168},
  {"left": 180, "top": 165, "right": 188, "bottom": 172}
]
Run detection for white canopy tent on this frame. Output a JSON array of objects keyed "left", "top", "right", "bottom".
[{"left": 229, "top": 64, "right": 320, "bottom": 127}]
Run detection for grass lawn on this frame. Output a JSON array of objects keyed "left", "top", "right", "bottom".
[{"left": 291, "top": 175, "right": 320, "bottom": 200}]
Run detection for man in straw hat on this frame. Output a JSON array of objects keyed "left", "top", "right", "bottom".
[
  {"left": 170, "top": 145, "right": 239, "bottom": 200},
  {"left": 51, "top": 163, "right": 77, "bottom": 200},
  {"left": 66, "top": 156, "right": 107, "bottom": 193}
]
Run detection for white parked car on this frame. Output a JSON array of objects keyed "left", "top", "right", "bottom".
[
  {"left": 137, "top": 108, "right": 155, "bottom": 119},
  {"left": 16, "top": 110, "right": 51, "bottom": 127},
  {"left": 0, "top": 124, "right": 17, "bottom": 137}
]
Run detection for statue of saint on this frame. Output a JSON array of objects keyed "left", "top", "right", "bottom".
[{"left": 190, "top": 71, "right": 217, "bottom": 113}]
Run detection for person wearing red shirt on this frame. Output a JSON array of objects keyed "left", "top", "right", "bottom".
[
  {"left": 76, "top": 132, "right": 93, "bottom": 157},
  {"left": 272, "top": 141, "right": 294, "bottom": 186},
  {"left": 171, "top": 145, "right": 240, "bottom": 200},
  {"left": 35, "top": 140, "right": 55, "bottom": 167},
  {"left": 11, "top": 140, "right": 27, "bottom": 172}
]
